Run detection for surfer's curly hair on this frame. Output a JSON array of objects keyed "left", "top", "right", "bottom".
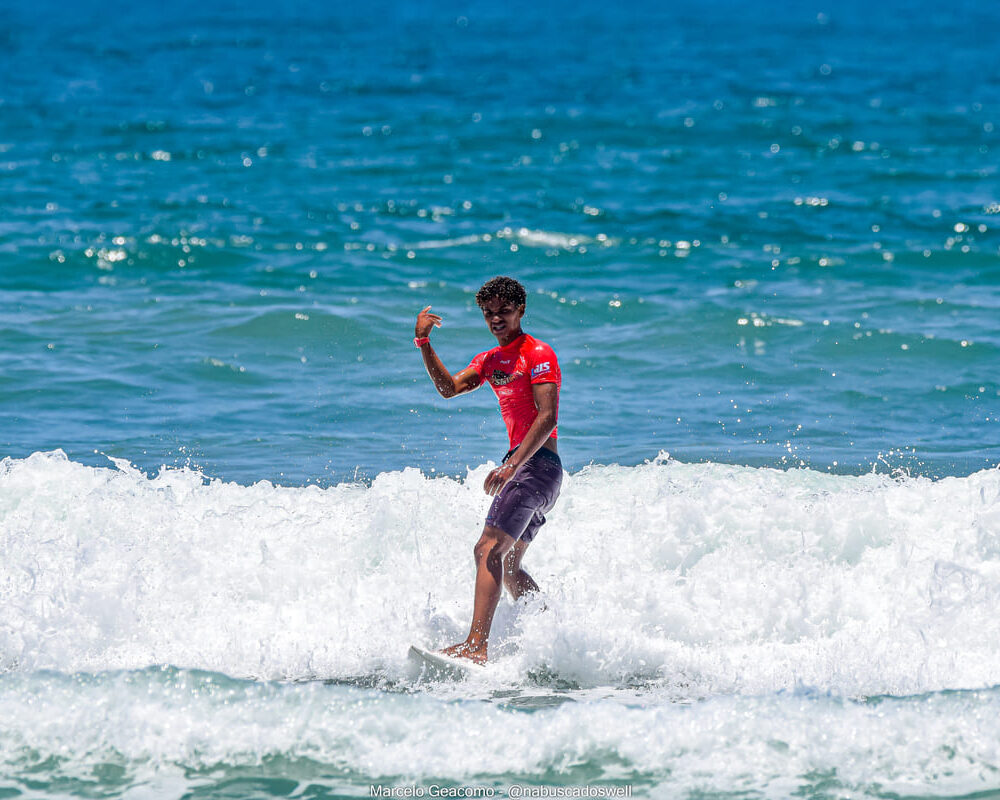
[{"left": 476, "top": 276, "right": 527, "bottom": 310}]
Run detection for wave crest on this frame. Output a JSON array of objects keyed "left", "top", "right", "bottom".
[{"left": 2, "top": 450, "right": 999, "bottom": 698}]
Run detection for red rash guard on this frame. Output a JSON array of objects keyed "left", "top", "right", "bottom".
[{"left": 468, "top": 333, "right": 561, "bottom": 450}]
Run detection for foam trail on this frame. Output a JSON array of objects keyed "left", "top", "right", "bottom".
[{"left": 2, "top": 670, "right": 1000, "bottom": 798}]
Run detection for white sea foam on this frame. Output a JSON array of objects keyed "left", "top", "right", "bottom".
[
  {"left": 513, "top": 228, "right": 593, "bottom": 249},
  {"left": 2, "top": 450, "right": 1000, "bottom": 699},
  {"left": 2, "top": 669, "right": 1000, "bottom": 797},
  {"left": 3, "top": 451, "right": 1000, "bottom": 795},
  {"left": 405, "top": 234, "right": 485, "bottom": 250}
]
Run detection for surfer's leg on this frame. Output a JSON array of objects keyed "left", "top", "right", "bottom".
[
  {"left": 494, "top": 452, "right": 559, "bottom": 603},
  {"left": 503, "top": 539, "right": 539, "bottom": 599},
  {"left": 443, "top": 524, "right": 514, "bottom": 664}
]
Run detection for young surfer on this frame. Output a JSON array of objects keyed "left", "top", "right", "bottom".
[{"left": 414, "top": 276, "right": 563, "bottom": 664}]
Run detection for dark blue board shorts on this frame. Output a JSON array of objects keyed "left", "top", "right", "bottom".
[{"left": 486, "top": 446, "right": 563, "bottom": 543}]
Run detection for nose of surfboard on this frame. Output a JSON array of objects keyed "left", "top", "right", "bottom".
[{"left": 408, "top": 645, "right": 480, "bottom": 679}]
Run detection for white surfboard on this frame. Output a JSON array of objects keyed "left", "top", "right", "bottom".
[{"left": 408, "top": 645, "right": 480, "bottom": 679}]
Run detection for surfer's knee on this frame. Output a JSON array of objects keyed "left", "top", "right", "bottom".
[
  {"left": 474, "top": 539, "right": 500, "bottom": 568},
  {"left": 473, "top": 537, "right": 490, "bottom": 564},
  {"left": 472, "top": 535, "right": 495, "bottom": 565},
  {"left": 474, "top": 527, "right": 513, "bottom": 566}
]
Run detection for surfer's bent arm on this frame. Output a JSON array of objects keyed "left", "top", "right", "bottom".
[
  {"left": 415, "top": 305, "right": 483, "bottom": 398},
  {"left": 484, "top": 383, "right": 558, "bottom": 495},
  {"left": 504, "top": 383, "right": 558, "bottom": 470},
  {"left": 423, "top": 356, "right": 481, "bottom": 399}
]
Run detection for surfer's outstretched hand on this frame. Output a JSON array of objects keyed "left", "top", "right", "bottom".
[{"left": 415, "top": 306, "right": 442, "bottom": 338}]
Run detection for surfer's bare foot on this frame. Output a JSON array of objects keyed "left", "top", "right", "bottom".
[{"left": 441, "top": 641, "right": 487, "bottom": 665}]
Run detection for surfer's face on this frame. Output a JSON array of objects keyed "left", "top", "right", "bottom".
[{"left": 480, "top": 297, "right": 524, "bottom": 342}]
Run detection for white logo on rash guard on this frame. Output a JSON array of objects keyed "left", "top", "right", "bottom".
[{"left": 531, "top": 361, "right": 550, "bottom": 378}]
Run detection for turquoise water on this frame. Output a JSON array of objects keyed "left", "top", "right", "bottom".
[
  {"left": 1, "top": 0, "right": 1000, "bottom": 797},
  {"left": 2, "top": 0, "right": 997, "bottom": 482}
]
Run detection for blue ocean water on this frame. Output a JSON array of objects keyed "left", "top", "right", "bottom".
[
  {"left": 1, "top": 0, "right": 997, "bottom": 482},
  {"left": 1, "top": 0, "right": 1000, "bottom": 797}
]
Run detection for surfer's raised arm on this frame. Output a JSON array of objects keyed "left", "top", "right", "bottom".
[{"left": 414, "top": 305, "right": 482, "bottom": 399}]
